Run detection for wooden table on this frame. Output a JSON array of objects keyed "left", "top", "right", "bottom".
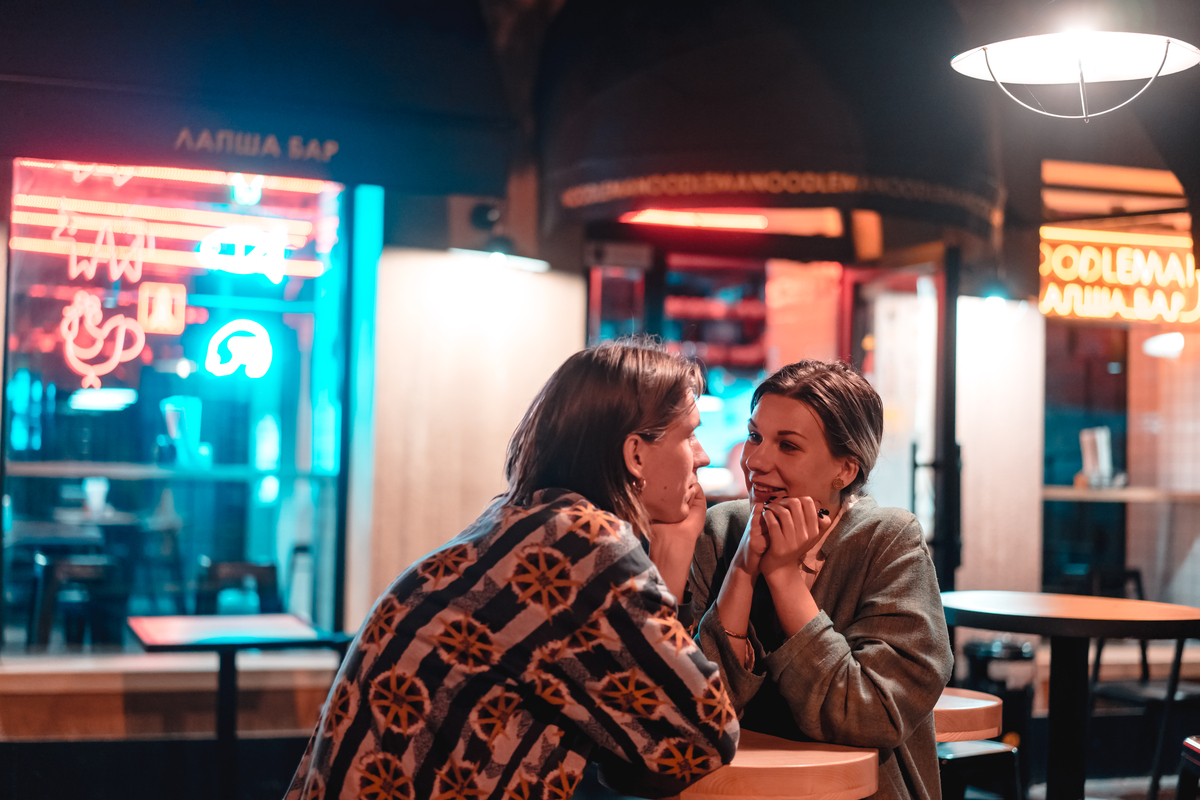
[
  {"left": 673, "top": 729, "right": 877, "bottom": 800},
  {"left": 127, "top": 614, "right": 346, "bottom": 800},
  {"left": 942, "top": 590, "right": 1200, "bottom": 800}
]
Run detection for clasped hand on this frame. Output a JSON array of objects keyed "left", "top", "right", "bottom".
[{"left": 734, "top": 496, "right": 832, "bottom": 582}]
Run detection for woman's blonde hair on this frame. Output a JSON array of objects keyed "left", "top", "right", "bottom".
[
  {"left": 752, "top": 359, "right": 884, "bottom": 501},
  {"left": 504, "top": 339, "right": 702, "bottom": 537}
]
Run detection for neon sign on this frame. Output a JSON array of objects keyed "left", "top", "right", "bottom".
[
  {"left": 60, "top": 290, "right": 146, "bottom": 388},
  {"left": 1038, "top": 227, "right": 1200, "bottom": 324},
  {"left": 205, "top": 320, "right": 273, "bottom": 378},
  {"left": 196, "top": 226, "right": 288, "bottom": 283},
  {"left": 137, "top": 282, "right": 187, "bottom": 335},
  {"left": 51, "top": 206, "right": 154, "bottom": 283}
]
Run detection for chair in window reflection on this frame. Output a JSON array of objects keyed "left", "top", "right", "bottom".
[
  {"left": 195, "top": 558, "right": 282, "bottom": 615},
  {"left": 1087, "top": 568, "right": 1200, "bottom": 800},
  {"left": 26, "top": 553, "right": 126, "bottom": 647}
]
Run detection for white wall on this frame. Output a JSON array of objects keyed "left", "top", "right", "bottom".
[
  {"left": 956, "top": 297, "right": 1046, "bottom": 592},
  {"left": 343, "top": 249, "right": 586, "bottom": 630}
]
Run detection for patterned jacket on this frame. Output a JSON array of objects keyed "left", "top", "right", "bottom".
[{"left": 286, "top": 488, "right": 738, "bottom": 800}]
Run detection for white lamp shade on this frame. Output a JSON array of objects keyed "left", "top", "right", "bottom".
[{"left": 952, "top": 31, "right": 1200, "bottom": 84}]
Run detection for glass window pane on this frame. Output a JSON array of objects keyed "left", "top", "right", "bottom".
[{"left": 2, "top": 158, "right": 346, "bottom": 651}]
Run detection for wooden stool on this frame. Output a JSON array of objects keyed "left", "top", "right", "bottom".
[
  {"left": 935, "top": 688, "right": 1021, "bottom": 800},
  {"left": 1176, "top": 736, "right": 1200, "bottom": 800},
  {"left": 939, "top": 740, "right": 1022, "bottom": 800},
  {"left": 674, "top": 729, "right": 877, "bottom": 800},
  {"left": 934, "top": 687, "right": 1003, "bottom": 742}
]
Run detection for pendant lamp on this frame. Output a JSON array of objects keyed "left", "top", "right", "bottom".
[{"left": 951, "top": 29, "right": 1200, "bottom": 121}]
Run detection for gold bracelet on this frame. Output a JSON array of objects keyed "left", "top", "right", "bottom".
[{"left": 723, "top": 628, "right": 748, "bottom": 640}]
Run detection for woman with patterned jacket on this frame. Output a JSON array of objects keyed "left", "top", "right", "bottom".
[
  {"left": 286, "top": 340, "right": 738, "bottom": 800},
  {"left": 689, "top": 360, "right": 952, "bottom": 800}
]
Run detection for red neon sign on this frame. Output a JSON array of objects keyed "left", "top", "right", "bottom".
[
  {"left": 621, "top": 208, "right": 770, "bottom": 230},
  {"left": 8, "top": 157, "right": 344, "bottom": 389}
]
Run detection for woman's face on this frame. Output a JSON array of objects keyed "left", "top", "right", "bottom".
[
  {"left": 741, "top": 394, "right": 857, "bottom": 508},
  {"left": 638, "top": 394, "right": 710, "bottom": 523}
]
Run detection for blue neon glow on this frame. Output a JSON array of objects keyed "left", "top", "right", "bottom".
[
  {"left": 68, "top": 388, "right": 138, "bottom": 411},
  {"left": 231, "top": 173, "right": 264, "bottom": 206},
  {"left": 205, "top": 320, "right": 273, "bottom": 378},
  {"left": 257, "top": 475, "right": 280, "bottom": 504},
  {"left": 254, "top": 414, "right": 281, "bottom": 471}
]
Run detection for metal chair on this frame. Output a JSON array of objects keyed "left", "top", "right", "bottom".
[
  {"left": 195, "top": 559, "right": 282, "bottom": 614},
  {"left": 26, "top": 553, "right": 124, "bottom": 647},
  {"left": 936, "top": 688, "right": 1022, "bottom": 800},
  {"left": 1088, "top": 569, "right": 1200, "bottom": 800}
]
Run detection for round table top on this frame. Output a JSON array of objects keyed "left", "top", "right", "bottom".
[
  {"left": 934, "top": 687, "right": 1002, "bottom": 742},
  {"left": 676, "top": 730, "right": 877, "bottom": 800},
  {"left": 942, "top": 590, "right": 1200, "bottom": 639}
]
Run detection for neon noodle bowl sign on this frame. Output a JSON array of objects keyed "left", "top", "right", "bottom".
[{"left": 1039, "top": 227, "right": 1200, "bottom": 324}]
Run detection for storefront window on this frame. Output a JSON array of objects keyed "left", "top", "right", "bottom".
[{"left": 1, "top": 158, "right": 347, "bottom": 650}]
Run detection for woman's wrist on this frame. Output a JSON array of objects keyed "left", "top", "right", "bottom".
[
  {"left": 729, "top": 548, "right": 761, "bottom": 582},
  {"left": 763, "top": 566, "right": 819, "bottom": 637}
]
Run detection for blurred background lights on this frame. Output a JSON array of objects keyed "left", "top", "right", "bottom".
[
  {"left": 449, "top": 248, "right": 550, "bottom": 273},
  {"left": 68, "top": 388, "right": 138, "bottom": 411},
  {"left": 1142, "top": 331, "right": 1185, "bottom": 358},
  {"left": 257, "top": 475, "right": 280, "bottom": 504}
]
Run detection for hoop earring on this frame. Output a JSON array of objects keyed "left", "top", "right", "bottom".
[
  {"left": 832, "top": 477, "right": 844, "bottom": 492},
  {"left": 635, "top": 477, "right": 646, "bottom": 492}
]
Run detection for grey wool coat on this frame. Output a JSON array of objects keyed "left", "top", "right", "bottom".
[{"left": 688, "top": 496, "right": 953, "bottom": 800}]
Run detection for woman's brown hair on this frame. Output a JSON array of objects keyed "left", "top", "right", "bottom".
[
  {"left": 751, "top": 359, "right": 884, "bottom": 501},
  {"left": 503, "top": 339, "right": 702, "bottom": 537}
]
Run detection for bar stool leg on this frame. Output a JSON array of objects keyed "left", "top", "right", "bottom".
[
  {"left": 1180, "top": 771, "right": 1200, "bottom": 800},
  {"left": 217, "top": 648, "right": 238, "bottom": 800}
]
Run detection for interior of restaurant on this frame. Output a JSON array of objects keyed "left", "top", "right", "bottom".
[{"left": 6, "top": 1, "right": 1200, "bottom": 799}]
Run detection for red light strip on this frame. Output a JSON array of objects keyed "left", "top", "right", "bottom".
[
  {"left": 621, "top": 208, "right": 770, "bottom": 230},
  {"left": 10, "top": 236, "right": 325, "bottom": 278},
  {"left": 16, "top": 160, "right": 331, "bottom": 194},
  {"left": 12, "top": 210, "right": 309, "bottom": 249},
  {"left": 14, "top": 194, "right": 314, "bottom": 237}
]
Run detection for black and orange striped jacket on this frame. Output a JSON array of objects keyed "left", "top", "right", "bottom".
[{"left": 286, "top": 488, "right": 737, "bottom": 800}]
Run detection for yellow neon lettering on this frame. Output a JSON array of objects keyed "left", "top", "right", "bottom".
[
  {"left": 1163, "top": 291, "right": 1186, "bottom": 323},
  {"left": 1061, "top": 283, "right": 1082, "bottom": 315},
  {"left": 1039, "top": 282, "right": 1063, "bottom": 315},
  {"left": 1180, "top": 288, "right": 1200, "bottom": 323},
  {"left": 1189, "top": 254, "right": 1196, "bottom": 288},
  {"left": 1134, "top": 250, "right": 1158, "bottom": 286},
  {"left": 1110, "top": 288, "right": 1136, "bottom": 320},
  {"left": 1116, "top": 247, "right": 1136, "bottom": 285},
  {"left": 1102, "top": 247, "right": 1116, "bottom": 284},
  {"left": 1052, "top": 244, "right": 1080, "bottom": 281},
  {"left": 1161, "top": 253, "right": 1186, "bottom": 288},
  {"left": 1079, "top": 246, "right": 1103, "bottom": 282},
  {"left": 1039, "top": 242, "right": 1053, "bottom": 276},
  {"left": 1133, "top": 287, "right": 1154, "bottom": 320}
]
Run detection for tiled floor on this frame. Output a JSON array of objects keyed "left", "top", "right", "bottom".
[{"left": 1027, "top": 775, "right": 1179, "bottom": 800}]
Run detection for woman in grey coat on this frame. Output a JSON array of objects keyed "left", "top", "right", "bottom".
[{"left": 689, "top": 360, "right": 953, "bottom": 800}]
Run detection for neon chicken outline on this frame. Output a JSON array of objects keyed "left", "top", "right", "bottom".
[{"left": 60, "top": 290, "right": 146, "bottom": 389}]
